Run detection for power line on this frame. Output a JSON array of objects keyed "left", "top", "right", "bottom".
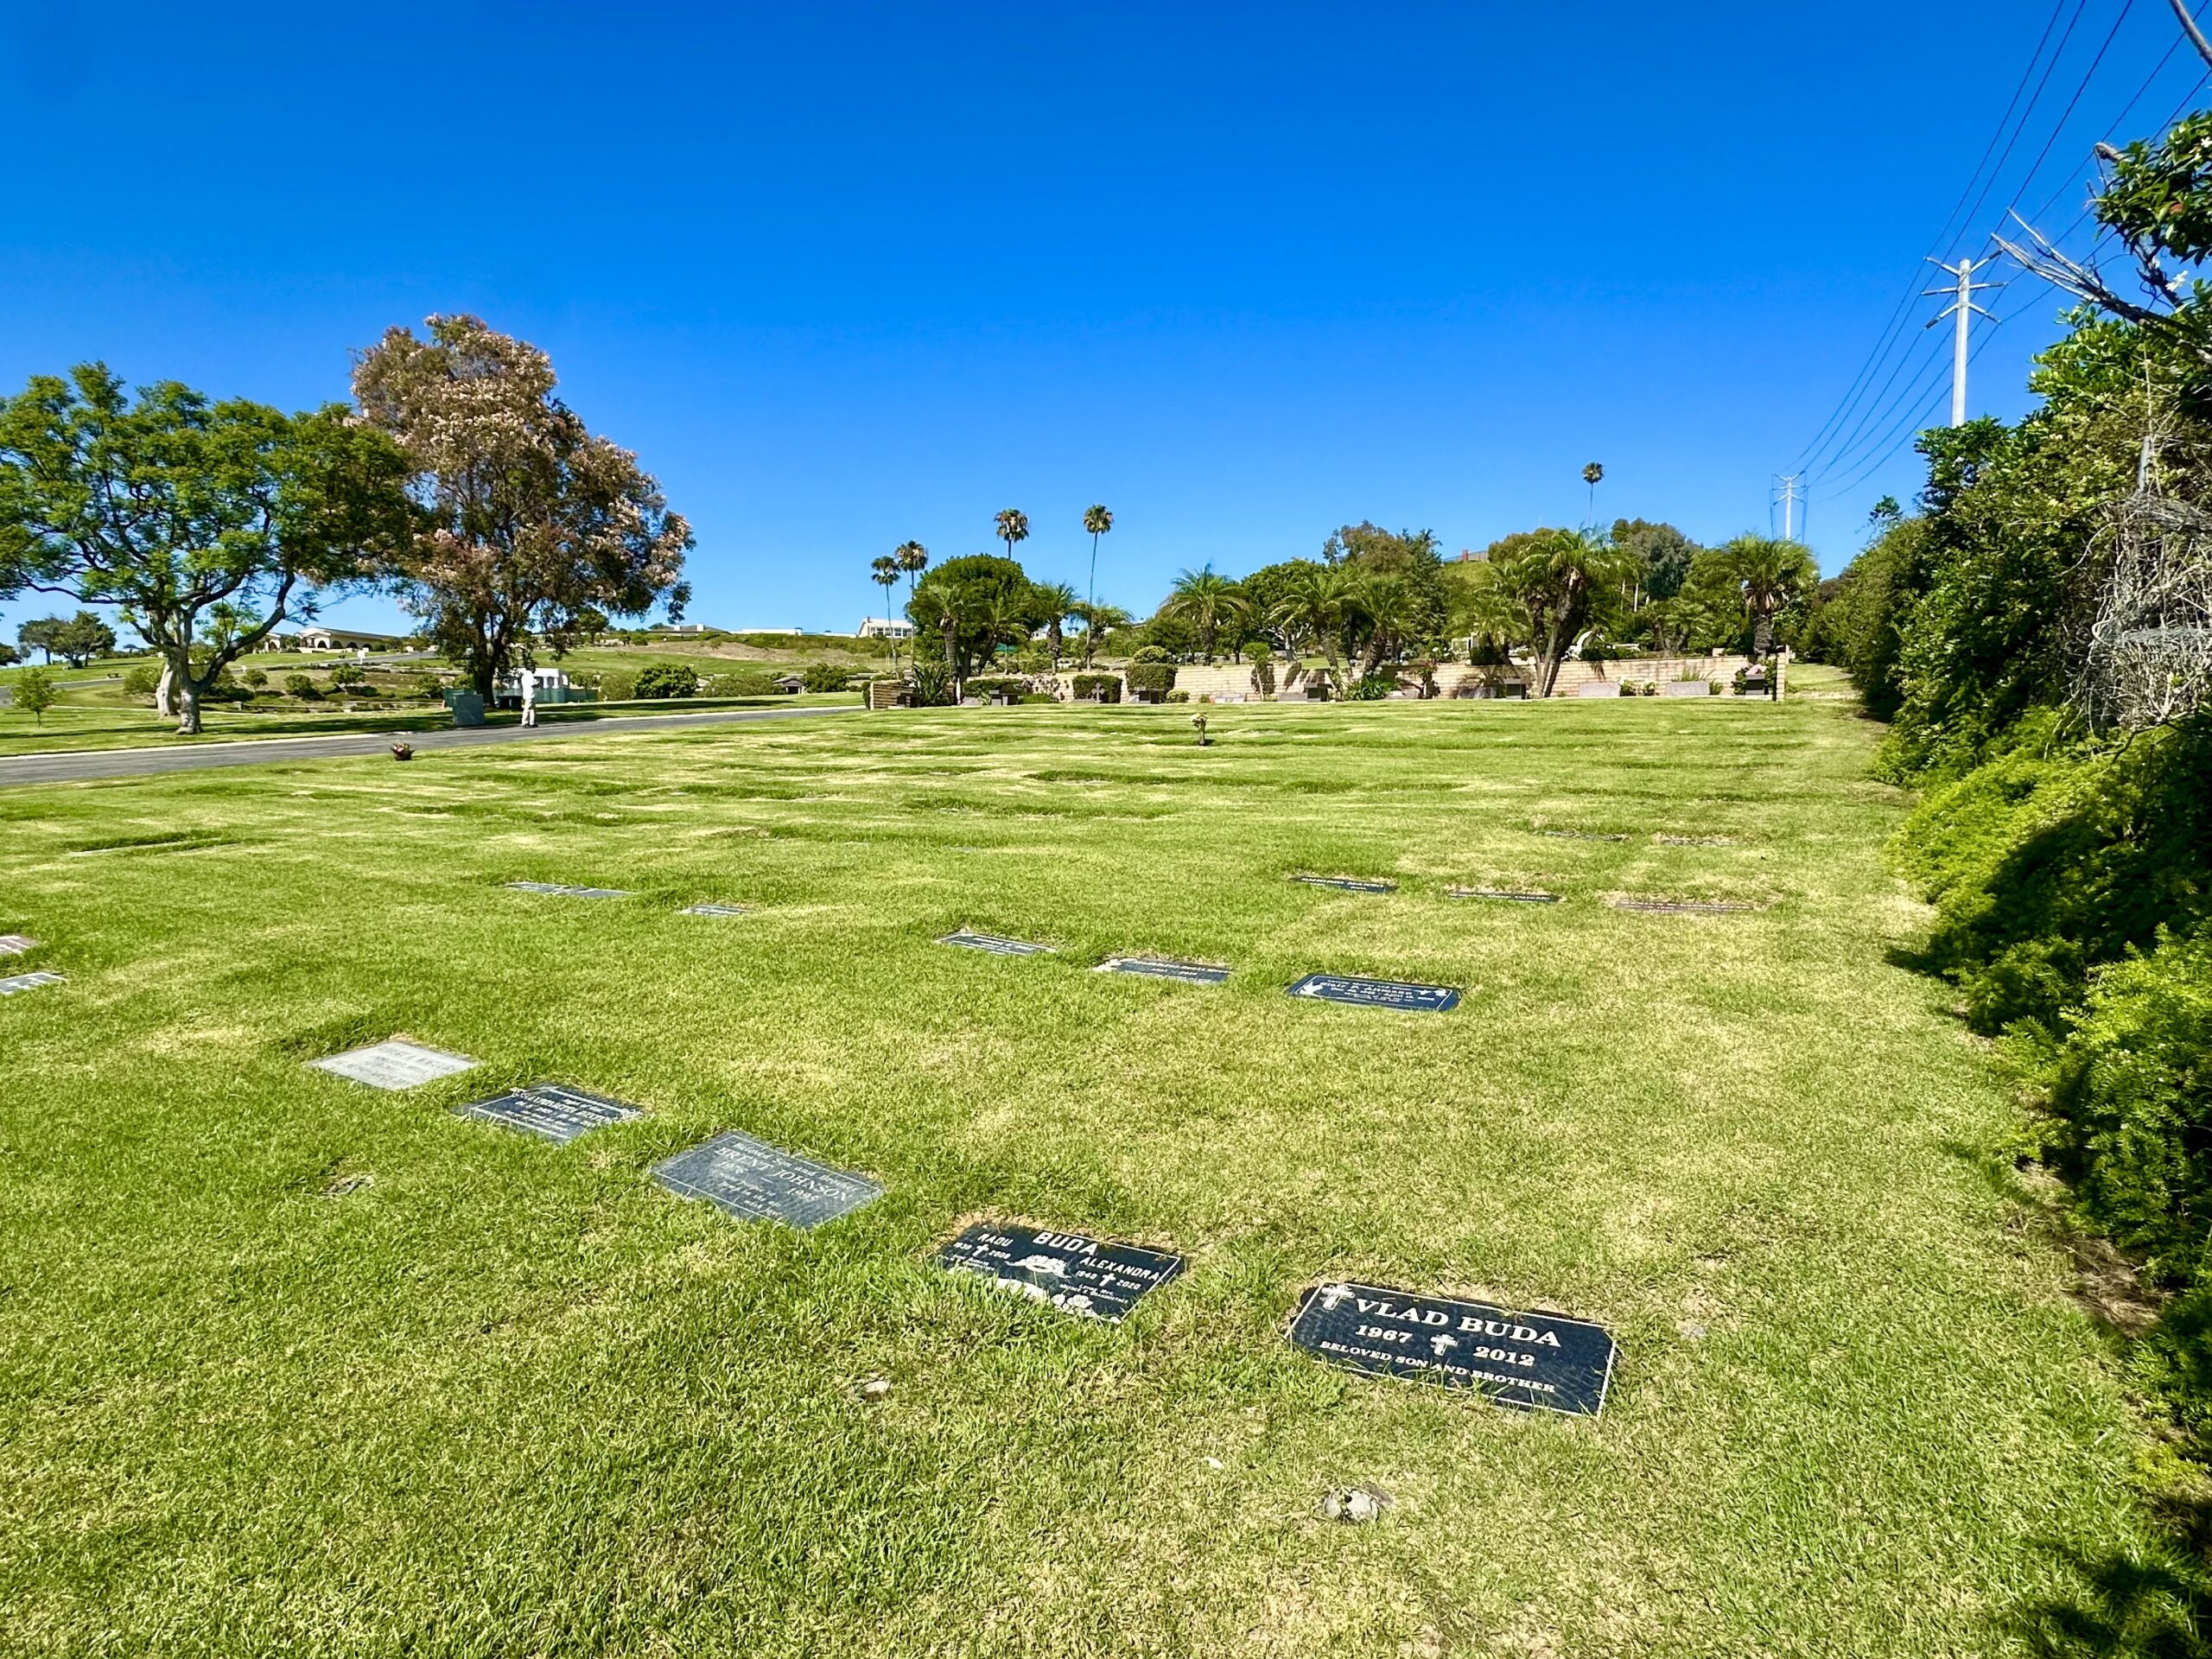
[{"left": 1789, "top": 0, "right": 2072, "bottom": 476}]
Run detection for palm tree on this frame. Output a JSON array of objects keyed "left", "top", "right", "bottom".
[
  {"left": 1162, "top": 565, "right": 1249, "bottom": 662},
  {"left": 924, "top": 586, "right": 970, "bottom": 701},
  {"left": 1033, "top": 582, "right": 1079, "bottom": 666},
  {"left": 1268, "top": 563, "right": 1359, "bottom": 684},
  {"left": 1487, "top": 528, "right": 1637, "bottom": 696},
  {"left": 1070, "top": 601, "right": 1132, "bottom": 665},
  {"left": 1453, "top": 568, "right": 1522, "bottom": 665},
  {"left": 995, "top": 509, "right": 1029, "bottom": 563},
  {"left": 1582, "top": 461, "right": 1605, "bottom": 524},
  {"left": 895, "top": 541, "right": 929, "bottom": 600},
  {"left": 1082, "top": 504, "right": 1114, "bottom": 615},
  {"left": 870, "top": 556, "right": 902, "bottom": 666},
  {"left": 1709, "top": 535, "right": 1818, "bottom": 657},
  {"left": 1353, "top": 574, "right": 1425, "bottom": 678}
]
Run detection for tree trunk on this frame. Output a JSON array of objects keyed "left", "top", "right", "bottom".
[
  {"left": 154, "top": 660, "right": 175, "bottom": 718},
  {"left": 174, "top": 670, "right": 203, "bottom": 734}
]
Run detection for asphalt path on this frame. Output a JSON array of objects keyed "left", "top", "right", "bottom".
[{"left": 0, "top": 702, "right": 864, "bottom": 788}]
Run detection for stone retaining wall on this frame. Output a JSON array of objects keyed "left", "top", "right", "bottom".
[{"left": 1063, "top": 655, "right": 1770, "bottom": 702}]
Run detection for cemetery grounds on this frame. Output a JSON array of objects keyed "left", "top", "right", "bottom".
[{"left": 0, "top": 682, "right": 2180, "bottom": 1656}]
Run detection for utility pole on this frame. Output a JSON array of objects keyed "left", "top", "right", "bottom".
[
  {"left": 1773, "top": 474, "right": 1804, "bottom": 541},
  {"left": 1923, "top": 256, "right": 2004, "bottom": 426}
]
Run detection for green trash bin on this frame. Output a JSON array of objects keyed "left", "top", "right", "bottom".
[{"left": 446, "top": 690, "right": 486, "bottom": 728}]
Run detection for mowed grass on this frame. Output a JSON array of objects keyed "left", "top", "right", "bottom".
[{"left": 0, "top": 698, "right": 2171, "bottom": 1656}]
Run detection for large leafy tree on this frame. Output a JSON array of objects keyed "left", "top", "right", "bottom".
[
  {"left": 0, "top": 365, "right": 412, "bottom": 733},
  {"left": 353, "top": 315, "right": 692, "bottom": 697},
  {"left": 1069, "top": 600, "right": 1131, "bottom": 664},
  {"left": 905, "top": 553, "right": 1042, "bottom": 684},
  {"left": 1611, "top": 518, "right": 1701, "bottom": 606}
]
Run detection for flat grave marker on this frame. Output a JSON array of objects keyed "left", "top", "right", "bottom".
[
  {"left": 938, "top": 1223, "right": 1185, "bottom": 1322},
  {"left": 1287, "top": 973, "right": 1460, "bottom": 1014},
  {"left": 938, "top": 929, "right": 1054, "bottom": 957},
  {"left": 1538, "top": 829, "right": 1630, "bottom": 842},
  {"left": 1096, "top": 955, "right": 1230, "bottom": 986},
  {"left": 310, "top": 1039, "right": 479, "bottom": 1090},
  {"left": 455, "top": 1082, "right": 645, "bottom": 1143},
  {"left": 1655, "top": 835, "right": 1736, "bottom": 847},
  {"left": 1610, "top": 897, "right": 1757, "bottom": 915},
  {"left": 1446, "top": 888, "right": 1560, "bottom": 905},
  {"left": 1291, "top": 874, "right": 1399, "bottom": 894},
  {"left": 505, "top": 881, "right": 632, "bottom": 899},
  {"left": 680, "top": 903, "right": 751, "bottom": 918},
  {"left": 0, "top": 935, "right": 35, "bottom": 957},
  {"left": 652, "top": 1128, "right": 881, "bottom": 1229},
  {"left": 0, "top": 969, "right": 64, "bottom": 997},
  {"left": 1288, "top": 1281, "right": 1616, "bottom": 1418}
]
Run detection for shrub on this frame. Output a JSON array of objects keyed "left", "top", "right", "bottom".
[
  {"left": 906, "top": 661, "right": 955, "bottom": 706},
  {"left": 1165, "top": 689, "right": 1191, "bottom": 703},
  {"left": 1071, "top": 673, "right": 1121, "bottom": 703},
  {"left": 801, "top": 662, "right": 851, "bottom": 693},
  {"left": 1347, "top": 673, "right": 1395, "bottom": 700},
  {"left": 632, "top": 663, "right": 700, "bottom": 699},
  {"left": 702, "top": 670, "right": 774, "bottom": 698},
  {"left": 963, "top": 676, "right": 1028, "bottom": 702},
  {"left": 121, "top": 664, "right": 160, "bottom": 700},
  {"left": 407, "top": 674, "right": 442, "bottom": 700},
  {"left": 14, "top": 666, "right": 56, "bottom": 724},
  {"left": 1893, "top": 715, "right": 2212, "bottom": 1035},
  {"left": 242, "top": 668, "right": 268, "bottom": 690},
  {"left": 329, "top": 664, "right": 365, "bottom": 687},
  {"left": 283, "top": 674, "right": 321, "bottom": 701},
  {"left": 1129, "top": 645, "right": 1173, "bottom": 664},
  {"left": 1125, "top": 660, "right": 1177, "bottom": 698},
  {"left": 2048, "top": 925, "right": 2212, "bottom": 1288}
]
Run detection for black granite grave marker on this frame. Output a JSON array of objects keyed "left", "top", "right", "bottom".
[
  {"left": 506, "top": 880, "right": 632, "bottom": 899},
  {"left": 1287, "top": 973, "right": 1460, "bottom": 1013},
  {"left": 1096, "top": 956, "right": 1230, "bottom": 985},
  {"left": 652, "top": 1129, "right": 881, "bottom": 1229},
  {"left": 1446, "top": 888, "right": 1560, "bottom": 905},
  {"left": 938, "top": 929, "right": 1054, "bottom": 957},
  {"left": 456, "top": 1082, "right": 645, "bottom": 1143},
  {"left": 1291, "top": 874, "right": 1398, "bottom": 893},
  {"left": 938, "top": 1223, "right": 1185, "bottom": 1322},
  {"left": 1288, "top": 1281, "right": 1616, "bottom": 1417}
]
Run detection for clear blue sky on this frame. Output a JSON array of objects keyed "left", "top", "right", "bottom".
[{"left": 2, "top": 1, "right": 2203, "bottom": 643}]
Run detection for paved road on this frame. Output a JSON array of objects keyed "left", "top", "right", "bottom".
[{"left": 0, "top": 703, "right": 863, "bottom": 787}]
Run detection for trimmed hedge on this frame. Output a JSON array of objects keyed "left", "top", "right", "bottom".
[
  {"left": 1125, "top": 662, "right": 1176, "bottom": 697},
  {"left": 1071, "top": 673, "right": 1121, "bottom": 702}
]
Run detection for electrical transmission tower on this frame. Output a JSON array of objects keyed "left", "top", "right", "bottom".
[
  {"left": 1773, "top": 474, "right": 1804, "bottom": 541},
  {"left": 1923, "top": 256, "right": 2005, "bottom": 426}
]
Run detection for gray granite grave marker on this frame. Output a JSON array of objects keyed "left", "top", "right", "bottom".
[
  {"left": 680, "top": 903, "right": 750, "bottom": 918},
  {"left": 310, "top": 1039, "right": 479, "bottom": 1090},
  {"left": 506, "top": 881, "right": 632, "bottom": 899},
  {"left": 1096, "top": 955, "right": 1230, "bottom": 986},
  {"left": 938, "top": 929, "right": 1054, "bottom": 957},
  {"left": 1287, "top": 973, "right": 1460, "bottom": 1013},
  {"left": 939, "top": 1223, "right": 1185, "bottom": 1322},
  {"left": 0, "top": 935, "right": 35, "bottom": 957},
  {"left": 1609, "top": 898, "right": 1755, "bottom": 915},
  {"left": 1291, "top": 874, "right": 1398, "bottom": 893},
  {"left": 652, "top": 1128, "right": 880, "bottom": 1229},
  {"left": 1288, "top": 1281, "right": 1617, "bottom": 1417},
  {"left": 456, "top": 1082, "right": 645, "bottom": 1143},
  {"left": 1538, "top": 830, "right": 1630, "bottom": 842},
  {"left": 0, "top": 969, "right": 64, "bottom": 996},
  {"left": 1446, "top": 888, "right": 1560, "bottom": 905}
]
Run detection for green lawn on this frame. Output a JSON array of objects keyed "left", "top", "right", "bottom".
[
  {"left": 0, "top": 697, "right": 2181, "bottom": 1655},
  {"left": 0, "top": 693, "right": 854, "bottom": 756}
]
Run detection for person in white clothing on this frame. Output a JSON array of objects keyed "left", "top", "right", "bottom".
[{"left": 519, "top": 670, "right": 538, "bottom": 728}]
